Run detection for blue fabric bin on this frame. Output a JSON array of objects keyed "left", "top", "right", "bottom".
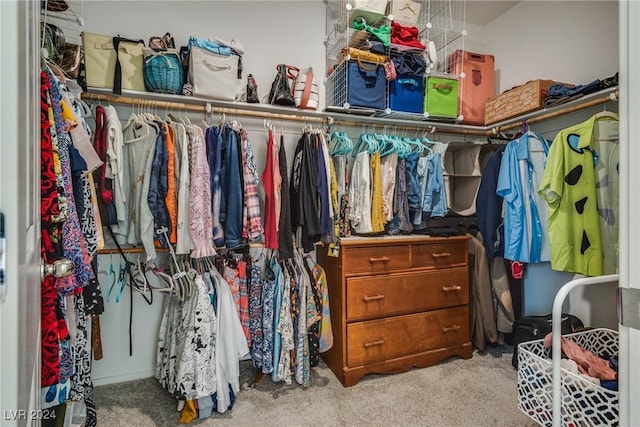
[
  {"left": 389, "top": 74, "right": 424, "bottom": 113},
  {"left": 340, "top": 59, "right": 387, "bottom": 110}
]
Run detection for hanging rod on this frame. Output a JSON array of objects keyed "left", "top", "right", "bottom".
[
  {"left": 489, "top": 89, "right": 619, "bottom": 133},
  {"left": 97, "top": 247, "right": 168, "bottom": 255},
  {"left": 82, "top": 89, "right": 328, "bottom": 125},
  {"left": 83, "top": 86, "right": 619, "bottom": 137},
  {"left": 96, "top": 243, "right": 266, "bottom": 255}
]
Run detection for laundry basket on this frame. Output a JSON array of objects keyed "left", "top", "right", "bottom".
[
  {"left": 517, "top": 274, "right": 620, "bottom": 427},
  {"left": 517, "top": 328, "right": 619, "bottom": 426}
]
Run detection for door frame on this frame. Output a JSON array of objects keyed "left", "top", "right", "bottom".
[
  {"left": 618, "top": 1, "right": 640, "bottom": 425},
  {"left": 0, "top": 0, "right": 42, "bottom": 425}
]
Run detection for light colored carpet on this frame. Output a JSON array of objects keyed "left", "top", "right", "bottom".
[{"left": 95, "top": 346, "right": 538, "bottom": 427}]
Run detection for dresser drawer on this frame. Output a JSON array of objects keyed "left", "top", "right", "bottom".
[
  {"left": 343, "top": 245, "right": 411, "bottom": 274},
  {"left": 346, "top": 268, "right": 469, "bottom": 320},
  {"left": 346, "top": 306, "right": 469, "bottom": 366},
  {"left": 412, "top": 240, "right": 467, "bottom": 269}
]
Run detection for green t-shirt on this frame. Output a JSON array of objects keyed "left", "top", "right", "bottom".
[{"left": 538, "top": 115, "right": 617, "bottom": 276}]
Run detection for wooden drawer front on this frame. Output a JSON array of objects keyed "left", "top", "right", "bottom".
[
  {"left": 343, "top": 245, "right": 411, "bottom": 274},
  {"left": 346, "top": 306, "right": 469, "bottom": 366},
  {"left": 412, "top": 241, "right": 467, "bottom": 269},
  {"left": 346, "top": 268, "right": 469, "bottom": 320}
]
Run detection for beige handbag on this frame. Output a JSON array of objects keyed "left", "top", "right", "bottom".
[
  {"left": 293, "top": 67, "right": 319, "bottom": 111},
  {"left": 188, "top": 46, "right": 240, "bottom": 101},
  {"left": 82, "top": 32, "right": 145, "bottom": 93}
]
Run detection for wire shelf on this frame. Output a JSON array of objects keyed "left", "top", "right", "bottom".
[
  {"left": 41, "top": 0, "right": 84, "bottom": 45},
  {"left": 325, "top": 0, "right": 466, "bottom": 117}
]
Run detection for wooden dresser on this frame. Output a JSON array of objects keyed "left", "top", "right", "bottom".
[{"left": 317, "top": 235, "right": 472, "bottom": 387}]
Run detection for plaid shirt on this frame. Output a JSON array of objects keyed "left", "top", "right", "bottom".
[
  {"left": 240, "top": 130, "right": 264, "bottom": 241},
  {"left": 224, "top": 264, "right": 250, "bottom": 346}
]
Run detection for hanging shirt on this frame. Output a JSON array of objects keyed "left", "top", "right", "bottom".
[
  {"left": 261, "top": 128, "right": 278, "bottom": 248},
  {"left": 220, "top": 126, "right": 245, "bottom": 250},
  {"left": 277, "top": 137, "right": 295, "bottom": 259},
  {"left": 148, "top": 121, "right": 171, "bottom": 248},
  {"left": 273, "top": 132, "right": 283, "bottom": 234},
  {"left": 138, "top": 120, "right": 161, "bottom": 261},
  {"left": 174, "top": 122, "right": 194, "bottom": 254},
  {"left": 316, "top": 134, "right": 333, "bottom": 236},
  {"left": 333, "top": 154, "right": 351, "bottom": 237},
  {"left": 261, "top": 258, "right": 277, "bottom": 374},
  {"left": 370, "top": 151, "right": 385, "bottom": 232},
  {"left": 165, "top": 124, "right": 178, "bottom": 244},
  {"left": 592, "top": 118, "right": 620, "bottom": 274},
  {"left": 380, "top": 152, "right": 398, "bottom": 222},
  {"left": 539, "top": 115, "right": 612, "bottom": 276},
  {"left": 313, "top": 263, "right": 333, "bottom": 352},
  {"left": 47, "top": 70, "right": 94, "bottom": 295},
  {"left": 423, "top": 153, "right": 448, "bottom": 218},
  {"left": 123, "top": 115, "right": 156, "bottom": 253},
  {"left": 240, "top": 130, "right": 263, "bottom": 242},
  {"left": 497, "top": 132, "right": 549, "bottom": 263},
  {"left": 476, "top": 146, "right": 506, "bottom": 259},
  {"left": 104, "top": 105, "right": 127, "bottom": 229},
  {"left": 318, "top": 132, "right": 334, "bottom": 220},
  {"left": 212, "top": 268, "right": 249, "bottom": 413},
  {"left": 188, "top": 125, "right": 215, "bottom": 258},
  {"left": 248, "top": 263, "right": 264, "bottom": 369},
  {"left": 349, "top": 150, "right": 373, "bottom": 233},
  {"left": 413, "top": 156, "right": 430, "bottom": 228}
]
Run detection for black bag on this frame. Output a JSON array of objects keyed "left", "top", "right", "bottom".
[
  {"left": 246, "top": 74, "right": 260, "bottom": 103},
  {"left": 511, "top": 313, "right": 584, "bottom": 368},
  {"left": 268, "top": 64, "right": 297, "bottom": 106}
]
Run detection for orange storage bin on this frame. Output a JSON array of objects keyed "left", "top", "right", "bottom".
[{"left": 448, "top": 50, "right": 495, "bottom": 125}]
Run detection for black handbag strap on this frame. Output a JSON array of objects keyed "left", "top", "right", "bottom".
[{"left": 112, "top": 35, "right": 144, "bottom": 95}]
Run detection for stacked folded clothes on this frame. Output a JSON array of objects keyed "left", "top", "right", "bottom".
[{"left": 543, "top": 72, "right": 618, "bottom": 107}]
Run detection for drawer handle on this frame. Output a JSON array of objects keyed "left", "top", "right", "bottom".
[
  {"left": 442, "top": 285, "right": 462, "bottom": 292},
  {"left": 432, "top": 252, "right": 451, "bottom": 258},
  {"left": 369, "top": 256, "right": 391, "bottom": 262},
  {"left": 363, "top": 339, "right": 385, "bottom": 348},
  {"left": 442, "top": 325, "right": 461, "bottom": 333},
  {"left": 363, "top": 294, "right": 385, "bottom": 302}
]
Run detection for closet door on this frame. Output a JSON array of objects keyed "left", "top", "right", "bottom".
[{"left": 0, "top": 0, "right": 42, "bottom": 424}]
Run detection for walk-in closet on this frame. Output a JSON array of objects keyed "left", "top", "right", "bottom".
[{"left": 1, "top": 1, "right": 639, "bottom": 426}]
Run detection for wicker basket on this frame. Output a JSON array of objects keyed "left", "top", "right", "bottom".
[
  {"left": 143, "top": 48, "right": 184, "bottom": 94},
  {"left": 517, "top": 328, "right": 619, "bottom": 426}
]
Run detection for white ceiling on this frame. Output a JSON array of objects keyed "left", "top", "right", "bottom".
[{"left": 464, "top": 1, "right": 519, "bottom": 25}]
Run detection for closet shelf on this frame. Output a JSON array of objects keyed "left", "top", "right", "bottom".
[{"left": 83, "top": 86, "right": 619, "bottom": 136}]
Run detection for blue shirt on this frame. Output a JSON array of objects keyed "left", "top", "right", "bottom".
[
  {"left": 496, "top": 133, "right": 549, "bottom": 263},
  {"left": 422, "top": 153, "right": 448, "bottom": 218}
]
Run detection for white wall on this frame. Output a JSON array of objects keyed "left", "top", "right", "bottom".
[
  {"left": 484, "top": 0, "right": 618, "bottom": 94},
  {"left": 81, "top": 0, "right": 327, "bottom": 106}
]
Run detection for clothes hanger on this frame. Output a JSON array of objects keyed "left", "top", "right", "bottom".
[
  {"left": 149, "top": 267, "right": 176, "bottom": 294},
  {"left": 593, "top": 102, "right": 619, "bottom": 120},
  {"left": 106, "top": 255, "right": 116, "bottom": 303}
]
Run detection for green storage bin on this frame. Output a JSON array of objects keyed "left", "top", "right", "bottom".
[{"left": 424, "top": 76, "right": 459, "bottom": 118}]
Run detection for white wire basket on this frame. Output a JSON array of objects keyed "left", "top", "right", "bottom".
[{"left": 517, "top": 328, "right": 619, "bottom": 427}]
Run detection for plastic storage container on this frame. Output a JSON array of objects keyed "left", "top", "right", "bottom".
[{"left": 517, "top": 328, "right": 619, "bottom": 427}]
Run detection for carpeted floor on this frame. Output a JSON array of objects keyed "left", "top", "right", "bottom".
[{"left": 95, "top": 345, "right": 538, "bottom": 427}]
